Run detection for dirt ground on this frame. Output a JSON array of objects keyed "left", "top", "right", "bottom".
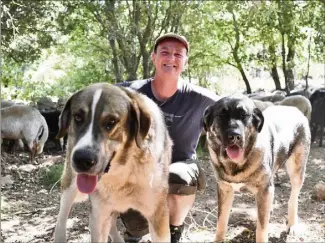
[{"left": 1, "top": 143, "right": 325, "bottom": 243}]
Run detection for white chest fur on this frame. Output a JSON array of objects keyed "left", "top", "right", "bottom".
[{"left": 230, "top": 182, "right": 246, "bottom": 191}]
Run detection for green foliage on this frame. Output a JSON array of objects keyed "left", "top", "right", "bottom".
[
  {"left": 1, "top": 58, "right": 24, "bottom": 88},
  {"left": 56, "top": 60, "right": 110, "bottom": 93},
  {"left": 2, "top": 50, "right": 70, "bottom": 101},
  {"left": 196, "top": 135, "right": 208, "bottom": 158},
  {"left": 38, "top": 164, "right": 64, "bottom": 189},
  {"left": 2, "top": 0, "right": 324, "bottom": 99},
  {"left": 56, "top": 0, "right": 193, "bottom": 81},
  {"left": 1, "top": 0, "right": 64, "bottom": 63}
]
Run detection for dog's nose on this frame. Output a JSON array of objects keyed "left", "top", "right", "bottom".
[
  {"left": 72, "top": 149, "right": 97, "bottom": 172},
  {"left": 227, "top": 131, "right": 242, "bottom": 143}
]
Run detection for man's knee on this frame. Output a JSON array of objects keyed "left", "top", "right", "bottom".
[{"left": 168, "top": 160, "right": 206, "bottom": 195}]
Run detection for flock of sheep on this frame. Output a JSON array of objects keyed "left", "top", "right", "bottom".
[
  {"left": 1, "top": 98, "right": 65, "bottom": 162},
  {"left": 247, "top": 86, "right": 325, "bottom": 146},
  {"left": 1, "top": 85, "right": 325, "bottom": 162}
]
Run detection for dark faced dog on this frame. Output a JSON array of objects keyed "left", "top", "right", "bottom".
[
  {"left": 204, "top": 94, "right": 310, "bottom": 243},
  {"left": 54, "top": 83, "right": 172, "bottom": 242}
]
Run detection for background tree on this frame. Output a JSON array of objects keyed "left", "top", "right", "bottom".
[
  {"left": 57, "top": 0, "right": 191, "bottom": 82},
  {"left": 1, "top": 0, "right": 61, "bottom": 63},
  {"left": 1, "top": 0, "right": 324, "bottom": 101}
]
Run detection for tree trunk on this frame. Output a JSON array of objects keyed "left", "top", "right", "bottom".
[
  {"left": 268, "top": 43, "right": 281, "bottom": 90},
  {"left": 271, "top": 66, "right": 281, "bottom": 90},
  {"left": 230, "top": 8, "right": 251, "bottom": 94},
  {"left": 280, "top": 32, "right": 289, "bottom": 94},
  {"left": 96, "top": 1, "right": 187, "bottom": 81},
  {"left": 108, "top": 38, "right": 123, "bottom": 83},
  {"left": 305, "top": 35, "right": 312, "bottom": 89},
  {"left": 237, "top": 63, "right": 251, "bottom": 94},
  {"left": 142, "top": 52, "right": 151, "bottom": 79},
  {"left": 285, "top": 39, "right": 295, "bottom": 91},
  {"left": 187, "top": 62, "right": 192, "bottom": 83},
  {"left": 285, "top": 69, "right": 295, "bottom": 90},
  {"left": 126, "top": 71, "right": 138, "bottom": 81}
]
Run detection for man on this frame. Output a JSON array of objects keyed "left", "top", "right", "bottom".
[{"left": 118, "top": 33, "right": 219, "bottom": 243}]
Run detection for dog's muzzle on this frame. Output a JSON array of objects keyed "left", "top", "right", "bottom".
[
  {"left": 223, "top": 129, "right": 245, "bottom": 161},
  {"left": 226, "top": 129, "right": 243, "bottom": 145},
  {"left": 72, "top": 149, "right": 97, "bottom": 172}
]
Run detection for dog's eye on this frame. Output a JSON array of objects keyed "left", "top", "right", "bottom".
[
  {"left": 218, "top": 109, "right": 227, "bottom": 117},
  {"left": 74, "top": 115, "right": 83, "bottom": 123},
  {"left": 240, "top": 110, "right": 248, "bottom": 117},
  {"left": 105, "top": 119, "right": 117, "bottom": 130}
]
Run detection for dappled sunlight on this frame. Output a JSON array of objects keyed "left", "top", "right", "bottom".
[
  {"left": 268, "top": 222, "right": 287, "bottom": 238},
  {"left": 1, "top": 196, "right": 11, "bottom": 211},
  {"left": 226, "top": 225, "right": 255, "bottom": 242},
  {"left": 311, "top": 157, "right": 324, "bottom": 167},
  {"left": 234, "top": 202, "right": 253, "bottom": 209},
  {"left": 184, "top": 228, "right": 215, "bottom": 242},
  {"left": 1, "top": 218, "right": 21, "bottom": 231},
  {"left": 38, "top": 155, "right": 64, "bottom": 168},
  {"left": 230, "top": 206, "right": 257, "bottom": 222},
  {"left": 271, "top": 200, "right": 282, "bottom": 210},
  {"left": 2, "top": 209, "right": 84, "bottom": 243},
  {"left": 304, "top": 172, "right": 313, "bottom": 179},
  {"left": 69, "top": 233, "right": 91, "bottom": 243},
  {"left": 1, "top": 199, "right": 33, "bottom": 215},
  {"left": 204, "top": 198, "right": 217, "bottom": 206},
  {"left": 3, "top": 214, "right": 56, "bottom": 243},
  {"left": 311, "top": 157, "right": 323, "bottom": 164},
  {"left": 66, "top": 217, "right": 82, "bottom": 230}
]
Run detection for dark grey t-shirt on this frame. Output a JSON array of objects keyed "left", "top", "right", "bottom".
[{"left": 119, "top": 78, "right": 219, "bottom": 162}]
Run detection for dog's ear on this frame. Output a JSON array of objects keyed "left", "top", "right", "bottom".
[
  {"left": 203, "top": 105, "right": 213, "bottom": 132},
  {"left": 56, "top": 91, "right": 80, "bottom": 139},
  {"left": 123, "top": 88, "right": 151, "bottom": 149},
  {"left": 252, "top": 108, "right": 264, "bottom": 133}
]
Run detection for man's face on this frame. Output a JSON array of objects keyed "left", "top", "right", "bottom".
[{"left": 151, "top": 39, "right": 188, "bottom": 77}]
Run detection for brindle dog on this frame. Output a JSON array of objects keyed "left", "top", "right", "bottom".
[{"left": 203, "top": 94, "right": 310, "bottom": 243}]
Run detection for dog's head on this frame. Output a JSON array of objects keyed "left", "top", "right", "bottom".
[
  {"left": 203, "top": 94, "right": 264, "bottom": 163},
  {"left": 56, "top": 83, "right": 151, "bottom": 193}
]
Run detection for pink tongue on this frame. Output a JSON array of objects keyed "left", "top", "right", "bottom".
[
  {"left": 77, "top": 174, "right": 98, "bottom": 194},
  {"left": 226, "top": 145, "right": 242, "bottom": 160}
]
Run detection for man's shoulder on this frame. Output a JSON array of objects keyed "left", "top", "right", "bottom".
[
  {"left": 116, "top": 79, "right": 151, "bottom": 90},
  {"left": 129, "top": 79, "right": 151, "bottom": 90},
  {"left": 180, "top": 82, "right": 220, "bottom": 102}
]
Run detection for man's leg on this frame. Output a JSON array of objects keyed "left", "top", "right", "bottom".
[
  {"left": 167, "top": 194, "right": 195, "bottom": 243},
  {"left": 168, "top": 160, "right": 206, "bottom": 243},
  {"left": 168, "top": 194, "right": 196, "bottom": 226}
]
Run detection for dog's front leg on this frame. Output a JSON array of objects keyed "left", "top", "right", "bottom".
[
  {"left": 215, "top": 182, "right": 234, "bottom": 242},
  {"left": 255, "top": 185, "right": 274, "bottom": 243},
  {"left": 89, "top": 195, "right": 123, "bottom": 243},
  {"left": 109, "top": 212, "right": 124, "bottom": 243},
  {"left": 148, "top": 200, "right": 170, "bottom": 242},
  {"left": 54, "top": 181, "right": 78, "bottom": 243}
]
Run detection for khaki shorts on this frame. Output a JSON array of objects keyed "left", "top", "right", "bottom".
[{"left": 168, "top": 159, "right": 206, "bottom": 195}]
